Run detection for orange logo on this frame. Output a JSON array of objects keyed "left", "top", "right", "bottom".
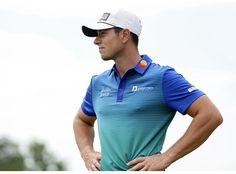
[{"left": 139, "top": 60, "right": 147, "bottom": 68}]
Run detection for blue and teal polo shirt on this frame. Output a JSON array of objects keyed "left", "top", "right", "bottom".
[{"left": 81, "top": 54, "right": 204, "bottom": 171}]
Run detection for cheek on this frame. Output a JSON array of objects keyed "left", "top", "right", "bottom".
[
  {"left": 109, "top": 40, "right": 123, "bottom": 51},
  {"left": 103, "top": 36, "right": 123, "bottom": 55}
]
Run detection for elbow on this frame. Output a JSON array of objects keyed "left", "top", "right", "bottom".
[
  {"left": 211, "top": 110, "right": 223, "bottom": 129},
  {"left": 73, "top": 115, "right": 79, "bottom": 132},
  {"left": 215, "top": 112, "right": 223, "bottom": 126}
]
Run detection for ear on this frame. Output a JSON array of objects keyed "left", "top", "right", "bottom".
[{"left": 120, "top": 29, "right": 131, "bottom": 44}]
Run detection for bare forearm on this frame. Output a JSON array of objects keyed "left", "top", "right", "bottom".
[
  {"left": 164, "top": 111, "right": 222, "bottom": 167},
  {"left": 73, "top": 109, "right": 101, "bottom": 171},
  {"left": 73, "top": 117, "right": 95, "bottom": 156}
]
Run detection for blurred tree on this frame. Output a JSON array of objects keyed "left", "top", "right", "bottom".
[
  {"left": 0, "top": 137, "right": 67, "bottom": 171},
  {"left": 27, "top": 142, "right": 66, "bottom": 171},
  {"left": 0, "top": 138, "right": 25, "bottom": 170}
]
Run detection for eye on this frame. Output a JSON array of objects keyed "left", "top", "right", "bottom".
[{"left": 98, "top": 31, "right": 107, "bottom": 37}]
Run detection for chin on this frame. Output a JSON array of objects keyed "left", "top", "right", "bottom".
[{"left": 101, "top": 55, "right": 113, "bottom": 61}]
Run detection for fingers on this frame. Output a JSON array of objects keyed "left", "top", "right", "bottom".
[
  {"left": 87, "top": 160, "right": 100, "bottom": 171},
  {"left": 96, "top": 152, "right": 101, "bottom": 160},
  {"left": 94, "top": 159, "right": 101, "bottom": 170},
  {"left": 128, "top": 163, "right": 145, "bottom": 171},
  {"left": 127, "top": 157, "right": 146, "bottom": 171},
  {"left": 140, "top": 167, "right": 148, "bottom": 171},
  {"left": 88, "top": 159, "right": 101, "bottom": 171},
  {"left": 94, "top": 152, "right": 101, "bottom": 170},
  {"left": 127, "top": 157, "right": 145, "bottom": 166},
  {"left": 90, "top": 163, "right": 99, "bottom": 171},
  {"left": 83, "top": 151, "right": 101, "bottom": 171},
  {"left": 127, "top": 154, "right": 167, "bottom": 171}
]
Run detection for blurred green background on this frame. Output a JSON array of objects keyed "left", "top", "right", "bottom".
[{"left": 0, "top": 137, "right": 67, "bottom": 171}]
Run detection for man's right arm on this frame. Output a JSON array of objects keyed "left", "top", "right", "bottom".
[{"left": 73, "top": 108, "right": 101, "bottom": 171}]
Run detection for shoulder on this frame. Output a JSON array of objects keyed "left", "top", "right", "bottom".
[
  {"left": 148, "top": 62, "right": 174, "bottom": 78},
  {"left": 141, "top": 55, "right": 173, "bottom": 75},
  {"left": 149, "top": 61, "right": 181, "bottom": 80},
  {"left": 90, "top": 69, "right": 111, "bottom": 84}
]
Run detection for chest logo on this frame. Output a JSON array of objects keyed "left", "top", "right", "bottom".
[
  {"left": 99, "top": 87, "right": 111, "bottom": 97},
  {"left": 132, "top": 86, "right": 154, "bottom": 92}
]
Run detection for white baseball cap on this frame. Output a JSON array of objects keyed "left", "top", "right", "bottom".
[{"left": 82, "top": 9, "right": 142, "bottom": 37}]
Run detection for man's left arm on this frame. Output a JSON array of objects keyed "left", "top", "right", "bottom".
[{"left": 127, "top": 95, "right": 223, "bottom": 171}]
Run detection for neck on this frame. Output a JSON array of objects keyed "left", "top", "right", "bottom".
[{"left": 114, "top": 50, "right": 141, "bottom": 78}]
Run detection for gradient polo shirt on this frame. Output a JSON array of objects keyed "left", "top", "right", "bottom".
[{"left": 81, "top": 54, "right": 204, "bottom": 171}]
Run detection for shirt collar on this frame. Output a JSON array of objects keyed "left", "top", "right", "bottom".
[
  {"left": 109, "top": 54, "right": 152, "bottom": 76},
  {"left": 133, "top": 54, "right": 152, "bottom": 74}
]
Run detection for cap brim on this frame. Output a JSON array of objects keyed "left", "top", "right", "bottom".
[{"left": 82, "top": 23, "right": 114, "bottom": 37}]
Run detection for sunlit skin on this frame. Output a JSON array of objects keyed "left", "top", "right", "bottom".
[
  {"left": 93, "top": 28, "right": 141, "bottom": 78},
  {"left": 94, "top": 28, "right": 124, "bottom": 61}
]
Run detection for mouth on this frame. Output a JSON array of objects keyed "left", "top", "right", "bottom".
[{"left": 99, "top": 47, "right": 105, "bottom": 53}]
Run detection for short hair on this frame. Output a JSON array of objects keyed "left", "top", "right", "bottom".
[{"left": 113, "top": 27, "right": 139, "bottom": 47}]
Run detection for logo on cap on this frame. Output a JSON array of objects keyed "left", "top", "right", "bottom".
[{"left": 100, "top": 13, "right": 110, "bottom": 21}]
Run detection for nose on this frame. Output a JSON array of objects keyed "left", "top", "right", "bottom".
[{"left": 94, "top": 36, "right": 101, "bottom": 45}]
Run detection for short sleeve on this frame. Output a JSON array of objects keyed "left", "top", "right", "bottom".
[
  {"left": 162, "top": 68, "right": 205, "bottom": 115},
  {"left": 81, "top": 77, "right": 96, "bottom": 116}
]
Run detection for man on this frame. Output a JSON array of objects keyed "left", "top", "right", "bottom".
[{"left": 73, "top": 9, "right": 223, "bottom": 171}]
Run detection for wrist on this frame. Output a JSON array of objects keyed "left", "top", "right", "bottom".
[
  {"left": 162, "top": 151, "right": 176, "bottom": 168},
  {"left": 80, "top": 147, "right": 94, "bottom": 159}
]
